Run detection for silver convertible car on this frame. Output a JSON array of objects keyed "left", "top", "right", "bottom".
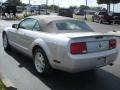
[{"left": 2, "top": 15, "right": 118, "bottom": 76}]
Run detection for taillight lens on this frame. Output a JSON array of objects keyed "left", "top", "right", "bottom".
[
  {"left": 70, "top": 42, "right": 87, "bottom": 54},
  {"left": 109, "top": 39, "right": 116, "bottom": 49}
]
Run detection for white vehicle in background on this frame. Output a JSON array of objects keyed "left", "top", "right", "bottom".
[
  {"left": 40, "top": 9, "right": 50, "bottom": 15},
  {"left": 108, "top": 30, "right": 120, "bottom": 37},
  {"left": 2, "top": 15, "right": 118, "bottom": 76}
]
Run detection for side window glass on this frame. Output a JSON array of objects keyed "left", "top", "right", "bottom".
[
  {"left": 33, "top": 21, "right": 42, "bottom": 31},
  {"left": 19, "top": 19, "right": 37, "bottom": 30}
]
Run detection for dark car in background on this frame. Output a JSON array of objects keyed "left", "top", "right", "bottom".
[
  {"left": 58, "top": 8, "right": 73, "bottom": 18},
  {"left": 112, "top": 13, "right": 120, "bottom": 24},
  {"left": 40, "top": 9, "right": 50, "bottom": 15},
  {"left": 74, "top": 10, "right": 84, "bottom": 16},
  {"left": 16, "top": 6, "right": 24, "bottom": 13},
  {"left": 92, "top": 11, "right": 113, "bottom": 24},
  {"left": 30, "top": 5, "right": 41, "bottom": 14}
]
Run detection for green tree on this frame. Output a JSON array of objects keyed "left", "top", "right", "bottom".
[
  {"left": 69, "top": 6, "right": 77, "bottom": 12},
  {"left": 69, "top": 6, "right": 77, "bottom": 9},
  {"left": 91, "top": 7, "right": 103, "bottom": 11},
  {"left": 41, "top": 4, "right": 48, "bottom": 9},
  {"left": 79, "top": 5, "right": 90, "bottom": 10},
  {"left": 19, "top": 3, "right": 28, "bottom": 7},
  {"left": 49, "top": 5, "right": 59, "bottom": 12},
  {"left": 6, "top": 0, "right": 20, "bottom": 6},
  {"left": 97, "top": 0, "right": 120, "bottom": 4}
]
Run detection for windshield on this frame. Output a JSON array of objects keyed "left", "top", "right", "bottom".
[{"left": 56, "top": 20, "right": 93, "bottom": 32}]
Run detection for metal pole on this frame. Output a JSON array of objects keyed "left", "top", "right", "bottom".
[
  {"left": 29, "top": 0, "right": 31, "bottom": 13},
  {"left": 113, "top": 1, "right": 115, "bottom": 13},
  {"left": 84, "top": 0, "right": 87, "bottom": 20},
  {"left": 29, "top": 0, "right": 31, "bottom": 5},
  {"left": 0, "top": 0, "right": 3, "bottom": 6},
  {"left": 46, "top": 0, "right": 48, "bottom": 15},
  {"left": 20, "top": 0, "right": 22, "bottom": 3},
  {"left": 53, "top": 0, "right": 54, "bottom": 12}
]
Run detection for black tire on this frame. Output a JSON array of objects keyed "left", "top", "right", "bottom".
[
  {"left": 99, "top": 19, "right": 103, "bottom": 24},
  {"left": 33, "top": 47, "right": 53, "bottom": 76},
  {"left": 108, "top": 21, "right": 111, "bottom": 25},
  {"left": 92, "top": 17, "right": 94, "bottom": 22},
  {"left": 2, "top": 33, "right": 10, "bottom": 51}
]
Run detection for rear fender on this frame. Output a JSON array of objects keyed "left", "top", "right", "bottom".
[{"left": 31, "top": 39, "right": 53, "bottom": 66}]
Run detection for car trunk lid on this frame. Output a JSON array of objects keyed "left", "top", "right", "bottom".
[{"left": 58, "top": 32, "right": 116, "bottom": 54}]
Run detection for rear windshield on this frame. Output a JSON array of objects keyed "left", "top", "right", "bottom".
[
  {"left": 56, "top": 20, "right": 93, "bottom": 32},
  {"left": 113, "top": 13, "right": 120, "bottom": 16},
  {"left": 99, "top": 12, "right": 108, "bottom": 15}
]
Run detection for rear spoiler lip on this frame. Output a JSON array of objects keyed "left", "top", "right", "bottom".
[{"left": 68, "top": 35, "right": 116, "bottom": 39}]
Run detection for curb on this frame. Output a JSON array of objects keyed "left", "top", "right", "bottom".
[{"left": 0, "top": 72, "right": 17, "bottom": 90}]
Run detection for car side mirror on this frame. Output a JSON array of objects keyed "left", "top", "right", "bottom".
[{"left": 12, "top": 24, "right": 18, "bottom": 29}]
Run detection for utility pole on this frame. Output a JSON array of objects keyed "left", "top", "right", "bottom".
[
  {"left": 29, "top": 0, "right": 31, "bottom": 13},
  {"left": 84, "top": 0, "right": 87, "bottom": 20},
  {"left": 0, "top": 0, "right": 3, "bottom": 3},
  {"left": 113, "top": 4, "right": 115, "bottom": 13},
  {"left": 0, "top": 0, "right": 2, "bottom": 5},
  {"left": 112, "top": 1, "right": 115, "bottom": 13},
  {"left": 46, "top": 0, "right": 48, "bottom": 15},
  {"left": 53, "top": 0, "right": 55, "bottom": 12}
]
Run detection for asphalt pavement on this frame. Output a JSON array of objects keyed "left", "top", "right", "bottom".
[
  {"left": 0, "top": 19, "right": 120, "bottom": 90},
  {"left": 87, "top": 21, "right": 120, "bottom": 33}
]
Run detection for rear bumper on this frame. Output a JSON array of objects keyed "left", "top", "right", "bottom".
[
  {"left": 102, "top": 19, "right": 112, "bottom": 22},
  {"left": 61, "top": 49, "right": 118, "bottom": 72}
]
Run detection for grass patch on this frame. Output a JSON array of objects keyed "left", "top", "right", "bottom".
[
  {"left": 0, "top": 80, "right": 6, "bottom": 90},
  {"left": 74, "top": 15, "right": 92, "bottom": 22}
]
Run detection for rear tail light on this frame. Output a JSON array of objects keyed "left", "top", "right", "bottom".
[
  {"left": 109, "top": 39, "right": 116, "bottom": 49},
  {"left": 70, "top": 42, "right": 87, "bottom": 54}
]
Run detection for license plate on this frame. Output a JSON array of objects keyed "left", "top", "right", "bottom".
[
  {"left": 96, "top": 57, "right": 106, "bottom": 67},
  {"left": 97, "top": 41, "right": 109, "bottom": 51},
  {"left": 87, "top": 41, "right": 109, "bottom": 53}
]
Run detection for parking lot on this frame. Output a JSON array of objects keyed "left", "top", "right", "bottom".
[{"left": 0, "top": 19, "right": 120, "bottom": 90}]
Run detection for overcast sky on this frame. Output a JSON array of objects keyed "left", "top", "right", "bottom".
[
  {"left": 22, "top": 0, "right": 120, "bottom": 12},
  {"left": 1, "top": 0, "right": 120, "bottom": 12},
  {"left": 21, "top": 0, "right": 101, "bottom": 7},
  {"left": 1, "top": 0, "right": 99, "bottom": 7}
]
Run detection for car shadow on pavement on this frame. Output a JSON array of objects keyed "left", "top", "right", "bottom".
[{"left": 5, "top": 48, "right": 120, "bottom": 90}]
